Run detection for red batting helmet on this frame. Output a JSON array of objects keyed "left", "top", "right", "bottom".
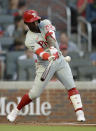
[{"left": 23, "top": 10, "right": 41, "bottom": 23}]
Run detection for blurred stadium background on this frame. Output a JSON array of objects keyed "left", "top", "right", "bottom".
[
  {"left": 0, "top": 0, "right": 96, "bottom": 81},
  {"left": 0, "top": 0, "right": 96, "bottom": 127}
]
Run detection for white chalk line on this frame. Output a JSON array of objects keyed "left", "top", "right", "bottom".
[
  {"left": 44, "top": 122, "right": 96, "bottom": 126},
  {"left": 19, "top": 122, "right": 96, "bottom": 126}
]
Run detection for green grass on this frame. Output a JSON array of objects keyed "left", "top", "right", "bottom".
[{"left": 0, "top": 125, "right": 96, "bottom": 131}]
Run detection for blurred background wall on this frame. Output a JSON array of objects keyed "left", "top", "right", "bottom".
[{"left": 0, "top": 81, "right": 96, "bottom": 123}]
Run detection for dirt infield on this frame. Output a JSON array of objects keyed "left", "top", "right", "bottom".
[{"left": 1, "top": 122, "right": 96, "bottom": 127}]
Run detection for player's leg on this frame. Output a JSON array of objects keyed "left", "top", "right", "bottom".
[
  {"left": 28, "top": 65, "right": 55, "bottom": 100},
  {"left": 7, "top": 64, "right": 55, "bottom": 122},
  {"left": 55, "top": 62, "right": 85, "bottom": 122}
]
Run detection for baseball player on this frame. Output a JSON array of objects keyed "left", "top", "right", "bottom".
[{"left": 7, "top": 10, "right": 85, "bottom": 122}]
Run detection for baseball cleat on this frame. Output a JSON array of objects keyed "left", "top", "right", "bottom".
[
  {"left": 76, "top": 110, "right": 86, "bottom": 122},
  {"left": 7, "top": 108, "right": 19, "bottom": 122}
]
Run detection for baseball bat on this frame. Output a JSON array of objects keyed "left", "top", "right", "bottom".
[{"left": 40, "top": 60, "right": 53, "bottom": 81}]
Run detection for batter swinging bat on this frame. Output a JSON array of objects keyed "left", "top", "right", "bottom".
[{"left": 41, "top": 59, "right": 53, "bottom": 81}]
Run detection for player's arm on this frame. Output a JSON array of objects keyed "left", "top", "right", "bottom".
[
  {"left": 46, "top": 32, "right": 71, "bottom": 62},
  {"left": 25, "top": 39, "right": 55, "bottom": 61},
  {"left": 34, "top": 42, "right": 59, "bottom": 61},
  {"left": 34, "top": 45, "right": 50, "bottom": 60},
  {"left": 39, "top": 19, "right": 58, "bottom": 48},
  {"left": 46, "top": 31, "right": 57, "bottom": 48}
]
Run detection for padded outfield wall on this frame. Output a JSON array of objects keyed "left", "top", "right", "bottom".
[{"left": 0, "top": 81, "right": 96, "bottom": 123}]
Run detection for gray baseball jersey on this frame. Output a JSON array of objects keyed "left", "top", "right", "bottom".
[{"left": 25, "top": 19, "right": 75, "bottom": 99}]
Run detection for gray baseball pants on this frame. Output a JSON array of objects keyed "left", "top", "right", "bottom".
[{"left": 29, "top": 55, "right": 75, "bottom": 99}]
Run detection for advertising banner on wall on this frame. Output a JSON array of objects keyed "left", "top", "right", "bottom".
[
  {"left": 0, "top": 97, "right": 52, "bottom": 116},
  {"left": 0, "top": 82, "right": 96, "bottom": 123}
]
